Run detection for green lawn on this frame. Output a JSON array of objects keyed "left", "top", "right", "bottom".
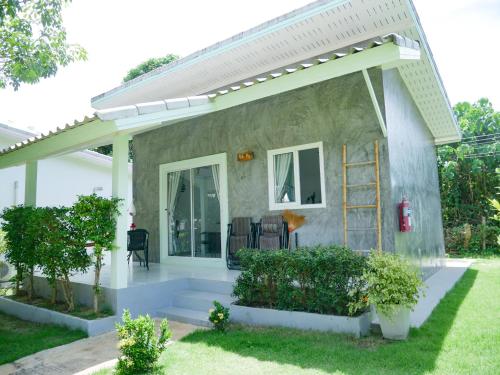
[
  {"left": 0, "top": 312, "right": 87, "bottom": 365},
  {"left": 99, "top": 258, "right": 500, "bottom": 375}
]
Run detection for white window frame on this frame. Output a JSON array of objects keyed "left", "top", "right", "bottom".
[
  {"left": 159, "top": 153, "right": 228, "bottom": 267},
  {"left": 267, "top": 141, "right": 326, "bottom": 211}
]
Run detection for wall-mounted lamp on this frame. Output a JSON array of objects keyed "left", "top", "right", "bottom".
[{"left": 237, "top": 151, "right": 254, "bottom": 162}]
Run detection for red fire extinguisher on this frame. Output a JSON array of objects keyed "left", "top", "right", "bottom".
[{"left": 398, "top": 197, "right": 412, "bottom": 232}]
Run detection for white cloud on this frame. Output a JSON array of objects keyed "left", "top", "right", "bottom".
[{"left": 0, "top": 0, "right": 498, "bottom": 133}]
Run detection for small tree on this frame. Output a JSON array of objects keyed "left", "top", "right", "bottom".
[
  {"left": 1, "top": 206, "right": 42, "bottom": 299},
  {"left": 122, "top": 54, "right": 178, "bottom": 83},
  {"left": 39, "top": 207, "right": 90, "bottom": 310},
  {"left": 70, "top": 195, "right": 121, "bottom": 313}
]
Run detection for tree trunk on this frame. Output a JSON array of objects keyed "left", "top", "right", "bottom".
[
  {"left": 62, "top": 274, "right": 74, "bottom": 312},
  {"left": 15, "top": 267, "right": 22, "bottom": 295},
  {"left": 51, "top": 282, "right": 57, "bottom": 305},
  {"left": 482, "top": 216, "right": 486, "bottom": 251},
  {"left": 27, "top": 267, "right": 34, "bottom": 301},
  {"left": 93, "top": 255, "right": 102, "bottom": 314}
]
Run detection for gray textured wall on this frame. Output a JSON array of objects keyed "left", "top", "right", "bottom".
[
  {"left": 382, "top": 69, "right": 445, "bottom": 277},
  {"left": 133, "top": 69, "right": 392, "bottom": 262}
]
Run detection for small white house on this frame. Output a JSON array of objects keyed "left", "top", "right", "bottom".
[{"left": 0, "top": 122, "right": 132, "bottom": 211}]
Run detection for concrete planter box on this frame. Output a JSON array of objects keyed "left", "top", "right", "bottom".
[
  {"left": 230, "top": 303, "right": 371, "bottom": 337},
  {"left": 0, "top": 296, "right": 118, "bottom": 336}
]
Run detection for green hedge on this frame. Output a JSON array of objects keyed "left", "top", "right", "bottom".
[{"left": 233, "top": 246, "right": 367, "bottom": 316}]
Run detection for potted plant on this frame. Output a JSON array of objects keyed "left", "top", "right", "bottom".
[{"left": 350, "top": 251, "right": 424, "bottom": 340}]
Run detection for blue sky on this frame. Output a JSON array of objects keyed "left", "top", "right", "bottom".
[{"left": 0, "top": 0, "right": 498, "bottom": 133}]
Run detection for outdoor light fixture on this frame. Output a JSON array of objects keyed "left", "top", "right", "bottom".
[{"left": 237, "top": 151, "right": 254, "bottom": 162}]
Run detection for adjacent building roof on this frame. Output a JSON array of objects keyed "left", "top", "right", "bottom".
[
  {"left": 0, "top": 122, "right": 115, "bottom": 166},
  {"left": 91, "top": 0, "right": 460, "bottom": 144}
]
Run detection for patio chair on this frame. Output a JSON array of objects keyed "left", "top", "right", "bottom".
[
  {"left": 226, "top": 217, "right": 255, "bottom": 269},
  {"left": 127, "top": 229, "right": 149, "bottom": 270},
  {"left": 257, "top": 215, "right": 288, "bottom": 250}
]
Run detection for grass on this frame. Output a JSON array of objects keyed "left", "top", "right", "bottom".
[
  {"left": 0, "top": 312, "right": 87, "bottom": 365},
  {"left": 98, "top": 258, "right": 500, "bottom": 375}
]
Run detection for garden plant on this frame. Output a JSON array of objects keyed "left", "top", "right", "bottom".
[
  {"left": 115, "top": 309, "right": 171, "bottom": 374},
  {"left": 208, "top": 300, "right": 230, "bottom": 332}
]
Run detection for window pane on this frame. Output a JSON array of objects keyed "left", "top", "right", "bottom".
[
  {"left": 192, "top": 165, "right": 221, "bottom": 259},
  {"left": 168, "top": 170, "right": 191, "bottom": 256},
  {"left": 274, "top": 152, "right": 295, "bottom": 203},
  {"left": 299, "top": 148, "right": 322, "bottom": 204}
]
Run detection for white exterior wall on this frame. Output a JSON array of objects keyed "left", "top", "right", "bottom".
[{"left": 0, "top": 127, "right": 132, "bottom": 211}]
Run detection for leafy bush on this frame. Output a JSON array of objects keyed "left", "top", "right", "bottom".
[
  {"left": 70, "top": 194, "right": 121, "bottom": 313},
  {"left": 1, "top": 206, "right": 42, "bottom": 299},
  {"left": 38, "top": 207, "right": 90, "bottom": 310},
  {"left": 208, "top": 301, "right": 230, "bottom": 331},
  {"left": 116, "top": 310, "right": 171, "bottom": 374},
  {"left": 349, "top": 251, "right": 424, "bottom": 317},
  {"left": 233, "top": 246, "right": 367, "bottom": 316},
  {"left": 0, "top": 229, "right": 6, "bottom": 254}
]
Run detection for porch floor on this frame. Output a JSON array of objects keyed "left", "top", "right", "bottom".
[{"left": 65, "top": 259, "right": 240, "bottom": 288}]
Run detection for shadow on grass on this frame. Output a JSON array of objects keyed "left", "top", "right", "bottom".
[{"left": 181, "top": 268, "right": 478, "bottom": 375}]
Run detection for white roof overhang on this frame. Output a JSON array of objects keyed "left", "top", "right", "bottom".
[
  {"left": 0, "top": 36, "right": 418, "bottom": 170},
  {"left": 90, "top": 0, "right": 460, "bottom": 144}
]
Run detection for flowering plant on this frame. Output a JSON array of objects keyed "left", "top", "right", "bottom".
[{"left": 208, "top": 300, "right": 230, "bottom": 331}]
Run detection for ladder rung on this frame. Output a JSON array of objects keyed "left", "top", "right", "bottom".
[
  {"left": 346, "top": 182, "right": 376, "bottom": 188},
  {"left": 345, "top": 160, "right": 375, "bottom": 167},
  {"left": 346, "top": 204, "right": 377, "bottom": 209},
  {"left": 347, "top": 228, "right": 377, "bottom": 231}
]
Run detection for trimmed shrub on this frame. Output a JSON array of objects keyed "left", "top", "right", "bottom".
[
  {"left": 233, "top": 246, "right": 367, "bottom": 316},
  {"left": 116, "top": 310, "right": 171, "bottom": 374},
  {"left": 208, "top": 301, "right": 230, "bottom": 331}
]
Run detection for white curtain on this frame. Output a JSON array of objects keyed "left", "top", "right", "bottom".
[
  {"left": 167, "top": 171, "right": 181, "bottom": 217},
  {"left": 211, "top": 164, "right": 220, "bottom": 201},
  {"left": 274, "top": 152, "right": 292, "bottom": 202}
]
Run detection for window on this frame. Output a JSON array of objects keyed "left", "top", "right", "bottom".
[{"left": 267, "top": 142, "right": 326, "bottom": 210}]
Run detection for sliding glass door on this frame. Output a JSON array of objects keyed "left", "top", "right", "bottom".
[{"left": 166, "top": 164, "right": 222, "bottom": 259}]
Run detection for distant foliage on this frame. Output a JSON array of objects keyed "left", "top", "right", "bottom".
[
  {"left": 437, "top": 99, "right": 499, "bottom": 254},
  {"left": 123, "top": 54, "right": 179, "bottom": 83},
  {"left": 0, "top": 0, "right": 86, "bottom": 89},
  {"left": 233, "top": 246, "right": 367, "bottom": 316},
  {"left": 116, "top": 310, "right": 171, "bottom": 374}
]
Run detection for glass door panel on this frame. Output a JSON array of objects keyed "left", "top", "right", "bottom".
[
  {"left": 167, "top": 170, "right": 191, "bottom": 257},
  {"left": 167, "top": 164, "right": 222, "bottom": 259},
  {"left": 193, "top": 166, "right": 221, "bottom": 258}
]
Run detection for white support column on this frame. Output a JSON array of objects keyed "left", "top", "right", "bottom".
[
  {"left": 24, "top": 161, "right": 38, "bottom": 207},
  {"left": 111, "top": 134, "right": 129, "bottom": 289}
]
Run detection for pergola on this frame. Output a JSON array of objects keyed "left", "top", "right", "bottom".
[{"left": 0, "top": 34, "right": 423, "bottom": 289}]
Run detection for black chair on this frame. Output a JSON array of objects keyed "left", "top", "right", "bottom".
[
  {"left": 226, "top": 217, "right": 255, "bottom": 269},
  {"left": 127, "top": 229, "right": 149, "bottom": 270},
  {"left": 257, "top": 215, "right": 288, "bottom": 250}
]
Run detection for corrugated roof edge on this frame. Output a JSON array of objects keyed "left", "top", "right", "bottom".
[
  {"left": 0, "top": 34, "right": 418, "bottom": 157},
  {"left": 90, "top": 0, "right": 346, "bottom": 106}
]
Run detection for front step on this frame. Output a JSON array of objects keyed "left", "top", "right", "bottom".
[
  {"left": 157, "top": 306, "right": 211, "bottom": 327},
  {"left": 173, "top": 290, "right": 235, "bottom": 312}
]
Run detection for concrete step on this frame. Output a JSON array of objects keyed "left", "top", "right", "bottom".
[
  {"left": 173, "top": 290, "right": 235, "bottom": 312},
  {"left": 157, "top": 306, "right": 211, "bottom": 327},
  {"left": 188, "top": 278, "right": 234, "bottom": 295}
]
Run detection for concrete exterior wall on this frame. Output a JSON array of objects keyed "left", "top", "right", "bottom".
[
  {"left": 134, "top": 70, "right": 393, "bottom": 262},
  {"left": 382, "top": 69, "right": 445, "bottom": 277}
]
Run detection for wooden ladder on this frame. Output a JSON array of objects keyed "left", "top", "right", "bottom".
[{"left": 342, "top": 140, "right": 382, "bottom": 251}]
